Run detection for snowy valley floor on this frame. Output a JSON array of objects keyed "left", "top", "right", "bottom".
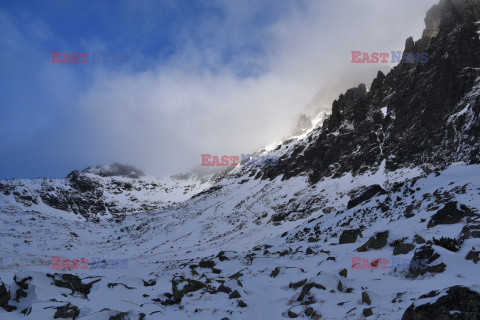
[{"left": 1, "top": 162, "right": 480, "bottom": 319}]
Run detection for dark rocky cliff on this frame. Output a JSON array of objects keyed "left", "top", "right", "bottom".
[{"left": 263, "top": 0, "right": 480, "bottom": 183}]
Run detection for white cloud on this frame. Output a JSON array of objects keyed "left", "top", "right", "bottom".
[{"left": 7, "top": 0, "right": 438, "bottom": 177}]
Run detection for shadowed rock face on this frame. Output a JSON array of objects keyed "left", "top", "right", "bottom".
[
  {"left": 402, "top": 286, "right": 480, "bottom": 320},
  {"left": 347, "top": 185, "right": 387, "bottom": 209},
  {"left": 261, "top": 0, "right": 480, "bottom": 183},
  {"left": 427, "top": 201, "right": 475, "bottom": 228}
]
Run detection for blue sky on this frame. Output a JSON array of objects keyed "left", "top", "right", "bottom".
[{"left": 0, "top": 0, "right": 436, "bottom": 179}]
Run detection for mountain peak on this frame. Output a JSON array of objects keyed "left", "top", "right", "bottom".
[
  {"left": 259, "top": 0, "right": 480, "bottom": 184},
  {"left": 78, "top": 163, "right": 146, "bottom": 179}
]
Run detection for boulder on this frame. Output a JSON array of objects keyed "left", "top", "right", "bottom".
[
  {"left": 54, "top": 303, "right": 80, "bottom": 319},
  {"left": 409, "top": 245, "right": 446, "bottom": 277},
  {"left": 402, "top": 286, "right": 480, "bottom": 320},
  {"left": 465, "top": 250, "right": 479, "bottom": 264},
  {"left": 357, "top": 231, "right": 389, "bottom": 252},
  {"left": 339, "top": 229, "right": 362, "bottom": 244},
  {"left": 171, "top": 277, "right": 206, "bottom": 302},
  {"left": 393, "top": 243, "right": 416, "bottom": 255},
  {"left": 460, "top": 223, "right": 480, "bottom": 239},
  {"left": 0, "top": 281, "right": 11, "bottom": 310},
  {"left": 51, "top": 274, "right": 100, "bottom": 297},
  {"left": 297, "top": 282, "right": 326, "bottom": 301},
  {"left": 427, "top": 201, "right": 475, "bottom": 228}
]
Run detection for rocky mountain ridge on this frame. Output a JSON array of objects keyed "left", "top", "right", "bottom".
[
  {"left": 259, "top": 0, "right": 480, "bottom": 183},
  {"left": 0, "top": 163, "right": 213, "bottom": 221}
]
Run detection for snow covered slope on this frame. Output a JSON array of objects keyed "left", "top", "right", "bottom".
[{"left": 1, "top": 162, "right": 479, "bottom": 319}]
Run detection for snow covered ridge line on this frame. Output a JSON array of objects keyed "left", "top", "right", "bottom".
[
  {"left": 0, "top": 162, "right": 215, "bottom": 220},
  {"left": 201, "top": 153, "right": 278, "bottom": 167},
  {"left": 51, "top": 257, "right": 128, "bottom": 270}
]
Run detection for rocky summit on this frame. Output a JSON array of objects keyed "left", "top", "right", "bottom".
[
  {"left": 1, "top": 0, "right": 480, "bottom": 319},
  {"left": 262, "top": 0, "right": 480, "bottom": 183}
]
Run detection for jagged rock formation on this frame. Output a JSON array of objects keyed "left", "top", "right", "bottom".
[
  {"left": 291, "top": 114, "right": 313, "bottom": 136},
  {"left": 262, "top": 0, "right": 480, "bottom": 183}
]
